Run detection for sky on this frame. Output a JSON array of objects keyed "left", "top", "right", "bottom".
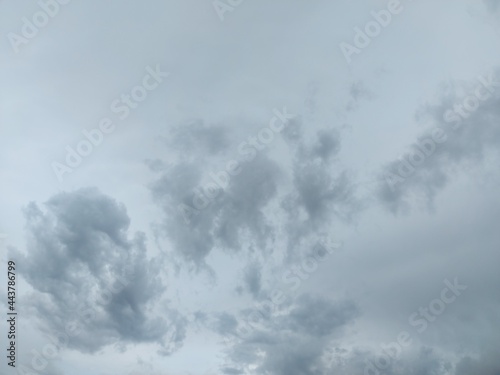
[{"left": 1, "top": 0, "right": 500, "bottom": 374}]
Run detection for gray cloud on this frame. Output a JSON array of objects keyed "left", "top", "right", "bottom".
[
  {"left": 376, "top": 69, "right": 500, "bottom": 214},
  {"left": 149, "top": 153, "right": 282, "bottom": 271},
  {"left": 324, "top": 346, "right": 451, "bottom": 375},
  {"left": 166, "top": 119, "right": 231, "bottom": 158},
  {"left": 215, "top": 293, "right": 359, "bottom": 375},
  {"left": 3, "top": 1, "right": 499, "bottom": 372},
  {"left": 484, "top": 0, "right": 500, "bottom": 11},
  {"left": 455, "top": 351, "right": 500, "bottom": 375},
  {"left": 149, "top": 112, "right": 360, "bottom": 273},
  {"left": 239, "top": 261, "right": 262, "bottom": 298},
  {"left": 346, "top": 81, "right": 374, "bottom": 112},
  {"left": 11, "top": 188, "right": 186, "bottom": 354},
  {"left": 212, "top": 312, "right": 239, "bottom": 337},
  {"left": 284, "top": 294, "right": 358, "bottom": 338}
]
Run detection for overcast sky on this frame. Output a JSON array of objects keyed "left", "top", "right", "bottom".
[{"left": 1, "top": 1, "right": 500, "bottom": 374}]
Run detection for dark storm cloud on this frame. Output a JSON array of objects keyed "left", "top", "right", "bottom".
[
  {"left": 11, "top": 188, "right": 186, "bottom": 354},
  {"left": 376, "top": 69, "right": 500, "bottom": 213}
]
